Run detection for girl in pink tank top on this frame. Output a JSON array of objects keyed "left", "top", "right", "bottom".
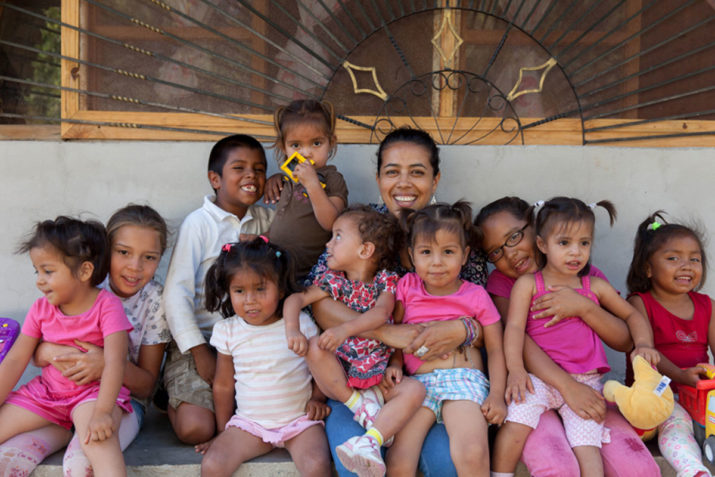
[
  {"left": 492, "top": 197, "right": 658, "bottom": 477},
  {"left": 627, "top": 211, "right": 715, "bottom": 477}
]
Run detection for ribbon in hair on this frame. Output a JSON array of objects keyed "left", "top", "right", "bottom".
[
  {"left": 221, "top": 243, "right": 233, "bottom": 253},
  {"left": 587, "top": 202, "right": 597, "bottom": 209},
  {"left": 533, "top": 200, "right": 545, "bottom": 208},
  {"left": 259, "top": 235, "right": 269, "bottom": 243},
  {"left": 647, "top": 221, "right": 662, "bottom": 231}
]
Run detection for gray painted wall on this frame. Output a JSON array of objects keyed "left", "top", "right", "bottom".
[{"left": 2, "top": 141, "right": 713, "bottom": 379}]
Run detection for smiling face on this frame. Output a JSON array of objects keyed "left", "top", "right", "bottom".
[
  {"left": 377, "top": 142, "right": 440, "bottom": 217},
  {"left": 536, "top": 219, "right": 593, "bottom": 278},
  {"left": 647, "top": 235, "right": 703, "bottom": 297},
  {"left": 229, "top": 267, "right": 281, "bottom": 327},
  {"left": 109, "top": 225, "right": 162, "bottom": 298},
  {"left": 410, "top": 228, "right": 468, "bottom": 296},
  {"left": 210, "top": 146, "right": 267, "bottom": 218},
  {"left": 282, "top": 122, "right": 333, "bottom": 168},
  {"left": 30, "top": 245, "right": 89, "bottom": 314},
  {"left": 480, "top": 210, "right": 538, "bottom": 279}
]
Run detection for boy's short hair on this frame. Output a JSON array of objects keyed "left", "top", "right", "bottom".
[{"left": 208, "top": 134, "right": 266, "bottom": 176}]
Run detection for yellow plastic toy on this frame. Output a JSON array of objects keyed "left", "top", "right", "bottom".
[
  {"left": 280, "top": 152, "right": 326, "bottom": 189},
  {"left": 603, "top": 355, "right": 674, "bottom": 441}
]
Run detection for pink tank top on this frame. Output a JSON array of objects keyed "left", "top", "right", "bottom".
[{"left": 526, "top": 271, "right": 610, "bottom": 374}]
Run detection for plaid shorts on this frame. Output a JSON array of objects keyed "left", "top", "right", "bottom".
[
  {"left": 413, "top": 368, "right": 490, "bottom": 423},
  {"left": 163, "top": 341, "right": 214, "bottom": 412}
]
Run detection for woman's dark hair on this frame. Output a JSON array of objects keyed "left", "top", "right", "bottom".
[
  {"left": 402, "top": 200, "right": 474, "bottom": 251},
  {"left": 204, "top": 237, "right": 302, "bottom": 318},
  {"left": 474, "top": 196, "right": 531, "bottom": 249},
  {"left": 273, "top": 99, "right": 336, "bottom": 162},
  {"left": 106, "top": 204, "right": 169, "bottom": 255},
  {"left": 18, "top": 216, "right": 109, "bottom": 286},
  {"left": 627, "top": 211, "right": 707, "bottom": 293},
  {"left": 529, "top": 197, "right": 616, "bottom": 276},
  {"left": 376, "top": 127, "right": 440, "bottom": 177},
  {"left": 338, "top": 205, "right": 403, "bottom": 271}
]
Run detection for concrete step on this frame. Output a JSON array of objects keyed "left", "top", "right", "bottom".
[{"left": 30, "top": 407, "right": 708, "bottom": 476}]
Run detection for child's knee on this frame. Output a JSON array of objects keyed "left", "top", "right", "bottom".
[
  {"left": 201, "top": 450, "right": 232, "bottom": 477},
  {"left": 386, "top": 447, "right": 419, "bottom": 476},
  {"left": 451, "top": 439, "right": 487, "bottom": 470},
  {"left": 295, "top": 447, "right": 331, "bottom": 475},
  {"left": 173, "top": 415, "right": 215, "bottom": 445},
  {"left": 396, "top": 377, "right": 426, "bottom": 403},
  {"left": 305, "top": 336, "right": 325, "bottom": 362}
]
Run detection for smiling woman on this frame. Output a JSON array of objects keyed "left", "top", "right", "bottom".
[{"left": 307, "top": 127, "right": 487, "bottom": 477}]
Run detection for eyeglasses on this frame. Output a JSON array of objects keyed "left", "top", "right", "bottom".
[{"left": 486, "top": 224, "right": 529, "bottom": 263}]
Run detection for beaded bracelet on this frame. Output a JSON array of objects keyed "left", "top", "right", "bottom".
[{"left": 460, "top": 316, "right": 479, "bottom": 347}]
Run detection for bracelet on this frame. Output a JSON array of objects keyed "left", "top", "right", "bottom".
[{"left": 460, "top": 317, "right": 478, "bottom": 347}]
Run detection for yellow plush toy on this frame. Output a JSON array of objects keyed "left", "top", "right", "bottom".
[{"left": 603, "top": 355, "right": 674, "bottom": 441}]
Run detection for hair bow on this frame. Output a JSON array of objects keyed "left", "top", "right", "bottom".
[
  {"left": 533, "top": 200, "right": 545, "bottom": 208},
  {"left": 647, "top": 221, "right": 661, "bottom": 231},
  {"left": 587, "top": 202, "right": 597, "bottom": 209},
  {"left": 259, "top": 235, "right": 269, "bottom": 244},
  {"left": 221, "top": 243, "right": 233, "bottom": 253}
]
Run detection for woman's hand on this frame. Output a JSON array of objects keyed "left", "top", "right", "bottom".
[
  {"left": 287, "top": 329, "right": 309, "bottom": 356},
  {"left": 560, "top": 379, "right": 606, "bottom": 422},
  {"left": 375, "top": 323, "right": 423, "bottom": 349},
  {"left": 481, "top": 393, "right": 507, "bottom": 426},
  {"left": 403, "top": 320, "right": 465, "bottom": 361},
  {"left": 85, "top": 410, "right": 116, "bottom": 444},
  {"left": 53, "top": 340, "right": 105, "bottom": 385},
  {"left": 305, "top": 399, "right": 331, "bottom": 421},
  {"left": 263, "top": 173, "right": 284, "bottom": 204},
  {"left": 505, "top": 368, "right": 534, "bottom": 404},
  {"left": 531, "top": 286, "right": 591, "bottom": 327}
]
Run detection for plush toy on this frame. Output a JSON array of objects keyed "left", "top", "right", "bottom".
[{"left": 603, "top": 355, "right": 674, "bottom": 441}]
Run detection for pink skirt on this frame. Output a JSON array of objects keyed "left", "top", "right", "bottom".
[
  {"left": 6, "top": 376, "right": 132, "bottom": 429},
  {"left": 226, "top": 413, "right": 323, "bottom": 448}
]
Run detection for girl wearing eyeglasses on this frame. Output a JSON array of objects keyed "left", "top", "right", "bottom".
[{"left": 474, "top": 196, "right": 659, "bottom": 477}]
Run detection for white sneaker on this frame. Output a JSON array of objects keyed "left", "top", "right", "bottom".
[
  {"left": 352, "top": 387, "right": 384, "bottom": 430},
  {"left": 336, "top": 435, "right": 385, "bottom": 477}
]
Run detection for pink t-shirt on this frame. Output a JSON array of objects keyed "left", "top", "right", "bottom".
[
  {"left": 486, "top": 264, "right": 609, "bottom": 298},
  {"left": 21, "top": 289, "right": 132, "bottom": 395},
  {"left": 396, "top": 272, "right": 500, "bottom": 374}
]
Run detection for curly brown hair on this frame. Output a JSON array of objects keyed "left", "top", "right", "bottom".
[{"left": 338, "top": 205, "right": 403, "bottom": 271}]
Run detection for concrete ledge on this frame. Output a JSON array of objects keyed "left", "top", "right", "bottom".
[{"left": 31, "top": 407, "right": 708, "bottom": 477}]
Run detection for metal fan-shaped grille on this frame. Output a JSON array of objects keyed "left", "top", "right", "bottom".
[{"left": 1, "top": 0, "right": 713, "bottom": 145}]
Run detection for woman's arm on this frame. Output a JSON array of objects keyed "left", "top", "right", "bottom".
[
  {"left": 213, "top": 352, "right": 236, "bottom": 432},
  {"left": 319, "top": 293, "right": 395, "bottom": 352},
  {"left": 0, "top": 334, "right": 39, "bottom": 404},
  {"left": 530, "top": 286, "right": 632, "bottom": 351}
]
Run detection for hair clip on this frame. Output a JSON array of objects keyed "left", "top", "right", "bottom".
[
  {"left": 221, "top": 243, "right": 233, "bottom": 253},
  {"left": 587, "top": 202, "right": 597, "bottom": 209},
  {"left": 275, "top": 251, "right": 282, "bottom": 258},
  {"left": 259, "top": 235, "right": 269, "bottom": 244},
  {"left": 647, "top": 221, "right": 662, "bottom": 231},
  {"left": 533, "top": 200, "right": 545, "bottom": 208}
]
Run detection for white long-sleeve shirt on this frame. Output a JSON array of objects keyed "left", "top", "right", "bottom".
[{"left": 163, "top": 195, "right": 274, "bottom": 353}]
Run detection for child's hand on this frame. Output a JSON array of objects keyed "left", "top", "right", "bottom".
[
  {"left": 318, "top": 326, "right": 348, "bottom": 353},
  {"left": 305, "top": 399, "right": 331, "bottom": 421},
  {"left": 286, "top": 329, "right": 308, "bottom": 356},
  {"left": 194, "top": 437, "right": 215, "bottom": 455},
  {"left": 631, "top": 345, "right": 660, "bottom": 367},
  {"left": 681, "top": 366, "right": 709, "bottom": 388},
  {"left": 192, "top": 345, "right": 216, "bottom": 386},
  {"left": 293, "top": 162, "right": 321, "bottom": 191},
  {"left": 561, "top": 380, "right": 606, "bottom": 422},
  {"left": 481, "top": 393, "right": 507, "bottom": 426},
  {"left": 84, "top": 410, "right": 116, "bottom": 444},
  {"left": 505, "top": 368, "right": 534, "bottom": 404},
  {"left": 379, "top": 365, "right": 403, "bottom": 396},
  {"left": 263, "top": 173, "right": 284, "bottom": 204}
]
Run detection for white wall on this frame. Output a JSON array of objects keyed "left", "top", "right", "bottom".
[{"left": 1, "top": 141, "right": 713, "bottom": 379}]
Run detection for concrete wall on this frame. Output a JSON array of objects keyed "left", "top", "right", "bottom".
[{"left": 1, "top": 141, "right": 713, "bottom": 379}]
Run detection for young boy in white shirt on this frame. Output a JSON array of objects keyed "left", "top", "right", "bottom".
[{"left": 163, "top": 134, "right": 274, "bottom": 444}]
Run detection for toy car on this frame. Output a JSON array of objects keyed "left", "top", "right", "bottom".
[
  {"left": 0, "top": 318, "right": 20, "bottom": 363},
  {"left": 678, "top": 364, "right": 715, "bottom": 464}
]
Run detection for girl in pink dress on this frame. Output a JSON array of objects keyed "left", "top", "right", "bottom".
[
  {"left": 283, "top": 205, "right": 425, "bottom": 477},
  {"left": 627, "top": 211, "right": 714, "bottom": 477},
  {"left": 0, "top": 217, "right": 132, "bottom": 477},
  {"left": 492, "top": 197, "right": 659, "bottom": 477}
]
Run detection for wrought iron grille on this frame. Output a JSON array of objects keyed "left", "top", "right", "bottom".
[{"left": 0, "top": 0, "right": 713, "bottom": 145}]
